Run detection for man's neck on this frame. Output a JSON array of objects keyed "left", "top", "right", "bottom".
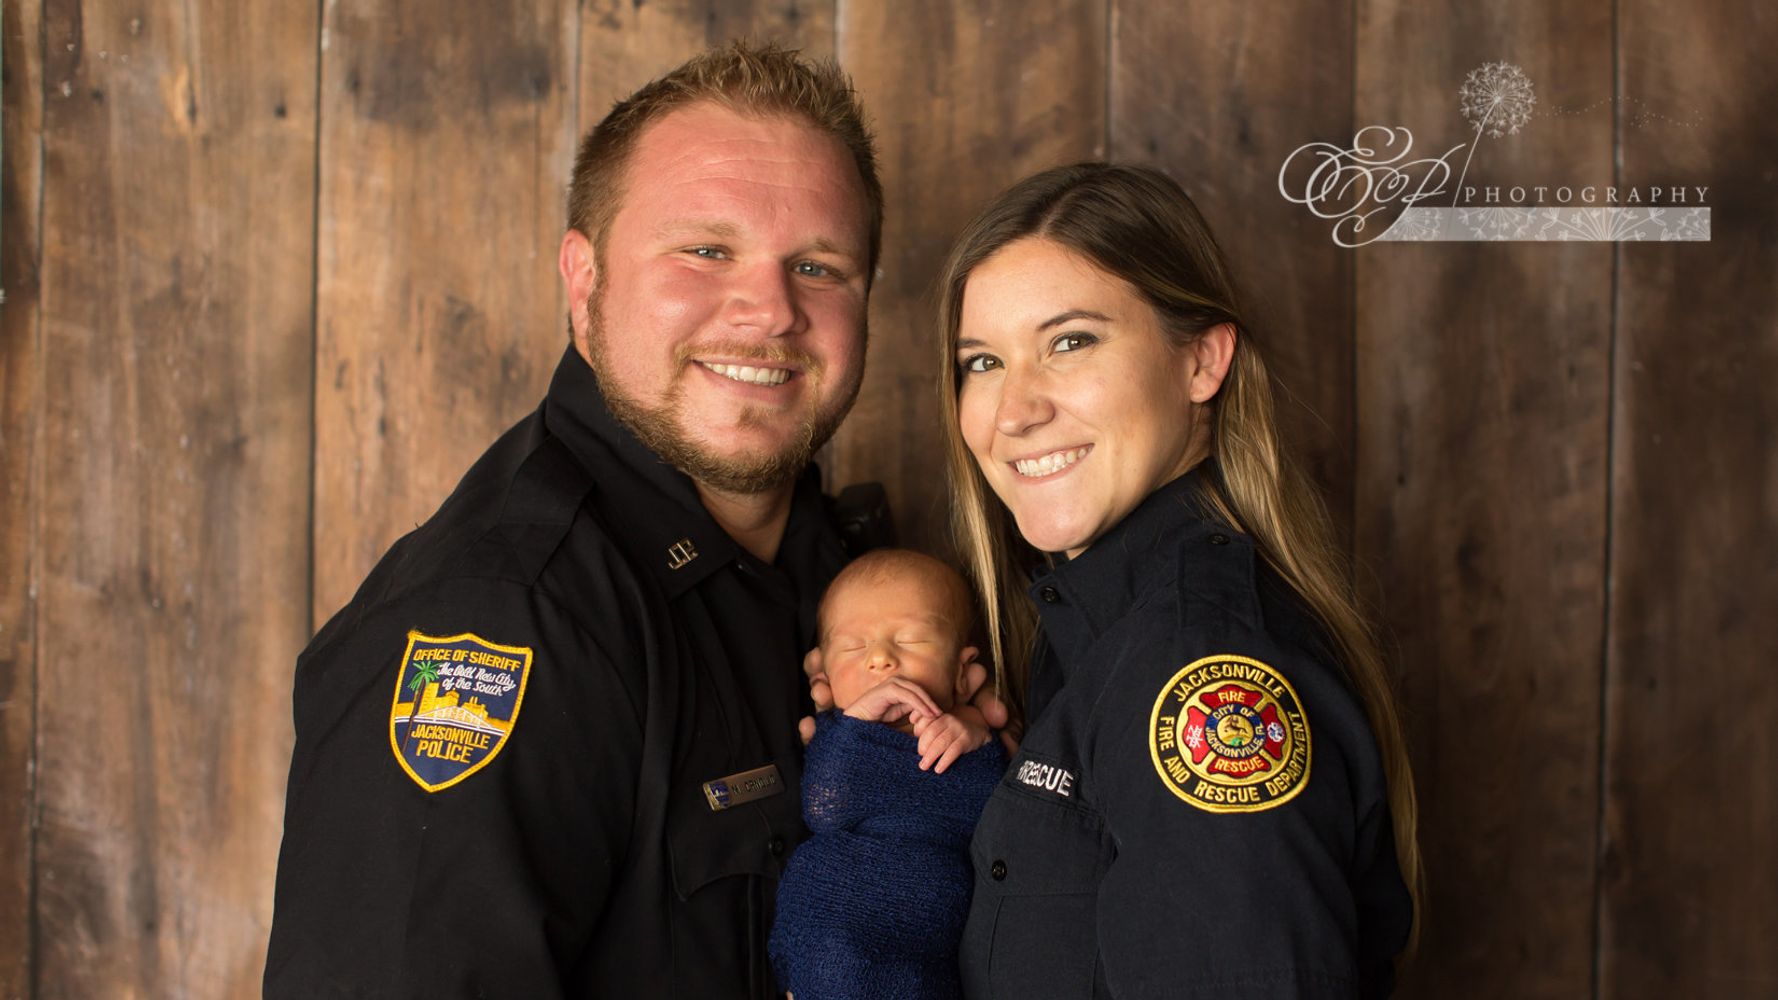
[{"left": 696, "top": 480, "right": 796, "bottom": 565}]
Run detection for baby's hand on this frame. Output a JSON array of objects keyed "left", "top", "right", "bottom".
[
  {"left": 912, "top": 710, "right": 991, "bottom": 774},
  {"left": 842, "top": 676, "right": 943, "bottom": 728}
]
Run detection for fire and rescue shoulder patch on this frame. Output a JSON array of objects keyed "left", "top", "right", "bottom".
[
  {"left": 1148, "top": 653, "right": 1311, "bottom": 814},
  {"left": 388, "top": 630, "right": 533, "bottom": 792}
]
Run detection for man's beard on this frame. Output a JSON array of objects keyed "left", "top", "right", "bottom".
[{"left": 580, "top": 280, "right": 861, "bottom": 495}]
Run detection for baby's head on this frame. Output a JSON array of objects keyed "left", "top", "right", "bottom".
[{"left": 818, "top": 549, "right": 975, "bottom": 713}]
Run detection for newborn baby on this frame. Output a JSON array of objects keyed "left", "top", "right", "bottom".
[{"left": 769, "top": 549, "right": 1007, "bottom": 1000}]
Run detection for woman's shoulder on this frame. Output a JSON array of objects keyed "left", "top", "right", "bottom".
[{"left": 1092, "top": 531, "right": 1379, "bottom": 768}]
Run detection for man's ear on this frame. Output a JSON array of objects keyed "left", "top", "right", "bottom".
[
  {"left": 1189, "top": 322, "right": 1237, "bottom": 404},
  {"left": 558, "top": 228, "right": 598, "bottom": 359}
]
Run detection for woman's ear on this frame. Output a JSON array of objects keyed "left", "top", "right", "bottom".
[{"left": 1188, "top": 322, "right": 1237, "bottom": 404}]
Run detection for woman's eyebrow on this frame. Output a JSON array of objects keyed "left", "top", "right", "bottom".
[
  {"left": 956, "top": 338, "right": 988, "bottom": 350},
  {"left": 1037, "top": 309, "right": 1111, "bottom": 330}
]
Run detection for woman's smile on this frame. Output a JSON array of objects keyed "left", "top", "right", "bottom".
[{"left": 1010, "top": 445, "right": 1091, "bottom": 479}]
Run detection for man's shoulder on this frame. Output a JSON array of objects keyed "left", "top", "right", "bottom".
[{"left": 310, "top": 411, "right": 649, "bottom": 660}]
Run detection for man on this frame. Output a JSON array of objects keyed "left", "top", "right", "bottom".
[{"left": 266, "top": 43, "right": 885, "bottom": 997}]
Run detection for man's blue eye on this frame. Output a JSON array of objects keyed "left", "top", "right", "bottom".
[
  {"left": 795, "top": 261, "right": 832, "bottom": 277},
  {"left": 690, "top": 247, "right": 725, "bottom": 259}
]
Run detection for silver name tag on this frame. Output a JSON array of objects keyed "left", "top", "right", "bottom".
[{"left": 703, "top": 764, "right": 783, "bottom": 811}]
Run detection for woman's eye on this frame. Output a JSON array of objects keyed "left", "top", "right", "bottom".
[
  {"left": 1054, "top": 332, "right": 1097, "bottom": 353},
  {"left": 960, "top": 354, "right": 1001, "bottom": 373}
]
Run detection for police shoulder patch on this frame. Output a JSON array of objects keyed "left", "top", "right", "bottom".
[
  {"left": 388, "top": 630, "right": 534, "bottom": 792},
  {"left": 1148, "top": 653, "right": 1310, "bottom": 814}
]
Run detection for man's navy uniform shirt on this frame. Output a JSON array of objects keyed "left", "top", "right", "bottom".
[
  {"left": 960, "top": 464, "right": 1413, "bottom": 999},
  {"left": 265, "top": 346, "right": 846, "bottom": 998}
]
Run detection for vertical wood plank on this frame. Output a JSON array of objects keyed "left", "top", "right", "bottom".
[
  {"left": 32, "top": 0, "right": 316, "bottom": 994},
  {"left": 1110, "top": 0, "right": 1356, "bottom": 535},
  {"left": 833, "top": 0, "right": 1108, "bottom": 552},
  {"left": 1, "top": 0, "right": 46, "bottom": 992},
  {"left": 578, "top": 0, "right": 835, "bottom": 119},
  {"left": 1353, "top": 3, "right": 1614, "bottom": 996},
  {"left": 1600, "top": 2, "right": 1778, "bottom": 993},
  {"left": 312, "top": 2, "right": 581, "bottom": 622}
]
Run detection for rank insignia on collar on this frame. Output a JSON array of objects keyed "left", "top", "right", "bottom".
[
  {"left": 388, "top": 630, "right": 533, "bottom": 792},
  {"left": 1148, "top": 654, "right": 1310, "bottom": 814},
  {"left": 666, "top": 538, "right": 698, "bottom": 570}
]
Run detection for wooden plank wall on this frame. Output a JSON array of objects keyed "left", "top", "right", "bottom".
[
  {"left": 1, "top": 2, "right": 45, "bottom": 996},
  {"left": 1355, "top": 4, "right": 1616, "bottom": 997},
  {"left": 0, "top": 1, "right": 1772, "bottom": 997},
  {"left": 1601, "top": 1, "right": 1778, "bottom": 994},
  {"left": 20, "top": 2, "right": 320, "bottom": 997},
  {"left": 311, "top": 0, "right": 581, "bottom": 620}
]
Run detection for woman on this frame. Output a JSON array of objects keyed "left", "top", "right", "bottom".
[{"left": 939, "top": 164, "right": 1420, "bottom": 998}]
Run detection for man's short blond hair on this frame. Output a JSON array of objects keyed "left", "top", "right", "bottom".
[{"left": 567, "top": 41, "right": 883, "bottom": 282}]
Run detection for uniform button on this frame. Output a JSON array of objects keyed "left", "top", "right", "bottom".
[
  {"left": 1208, "top": 533, "right": 1230, "bottom": 546},
  {"left": 1039, "top": 586, "right": 1060, "bottom": 603},
  {"left": 990, "top": 859, "right": 1007, "bottom": 881},
  {"left": 768, "top": 837, "right": 785, "bottom": 857}
]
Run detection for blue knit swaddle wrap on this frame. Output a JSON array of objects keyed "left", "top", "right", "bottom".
[{"left": 770, "top": 711, "right": 1007, "bottom": 1000}]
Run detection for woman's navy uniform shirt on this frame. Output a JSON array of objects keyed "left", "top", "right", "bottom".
[
  {"left": 960, "top": 465, "right": 1412, "bottom": 999},
  {"left": 265, "top": 346, "right": 846, "bottom": 998}
]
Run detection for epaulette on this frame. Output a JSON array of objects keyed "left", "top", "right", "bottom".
[
  {"left": 1175, "top": 520, "right": 1264, "bottom": 634},
  {"left": 461, "top": 435, "right": 596, "bottom": 587}
]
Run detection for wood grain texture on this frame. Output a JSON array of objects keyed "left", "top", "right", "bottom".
[
  {"left": 832, "top": 0, "right": 1108, "bottom": 552},
  {"left": 578, "top": 0, "right": 834, "bottom": 119},
  {"left": 311, "top": 1, "right": 580, "bottom": 624},
  {"left": 30, "top": 0, "right": 316, "bottom": 994},
  {"left": 1, "top": 0, "right": 46, "bottom": 992},
  {"left": 1353, "top": 3, "right": 1614, "bottom": 996},
  {"left": 1600, "top": 2, "right": 1778, "bottom": 994},
  {"left": 1110, "top": 0, "right": 1356, "bottom": 535}
]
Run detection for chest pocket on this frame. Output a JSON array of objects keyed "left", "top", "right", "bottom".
[
  {"left": 666, "top": 750, "right": 804, "bottom": 898},
  {"left": 665, "top": 750, "right": 804, "bottom": 997},
  {"left": 962, "top": 761, "right": 1114, "bottom": 999}
]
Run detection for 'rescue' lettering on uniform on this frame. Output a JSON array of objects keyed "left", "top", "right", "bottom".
[
  {"left": 1148, "top": 653, "right": 1311, "bottom": 814},
  {"left": 1012, "top": 758, "right": 1076, "bottom": 799}
]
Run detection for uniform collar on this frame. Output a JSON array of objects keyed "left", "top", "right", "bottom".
[
  {"left": 540, "top": 345, "right": 836, "bottom": 602},
  {"left": 1029, "top": 460, "right": 1258, "bottom": 663}
]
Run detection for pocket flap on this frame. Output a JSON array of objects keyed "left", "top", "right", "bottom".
[{"left": 666, "top": 753, "right": 803, "bottom": 900}]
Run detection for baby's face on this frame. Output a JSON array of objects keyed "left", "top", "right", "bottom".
[{"left": 821, "top": 569, "right": 965, "bottom": 714}]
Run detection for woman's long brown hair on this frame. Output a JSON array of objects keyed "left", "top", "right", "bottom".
[{"left": 936, "top": 163, "right": 1422, "bottom": 942}]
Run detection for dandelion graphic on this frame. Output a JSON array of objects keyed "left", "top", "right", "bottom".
[
  {"left": 1460, "top": 62, "right": 1537, "bottom": 137},
  {"left": 1450, "top": 61, "right": 1537, "bottom": 207}
]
